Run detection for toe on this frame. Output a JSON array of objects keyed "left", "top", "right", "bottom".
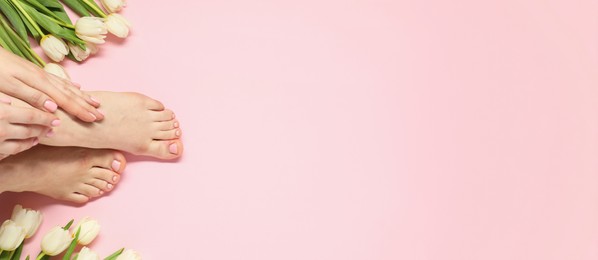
[
  {"left": 155, "top": 120, "right": 178, "bottom": 131},
  {"left": 86, "top": 178, "right": 112, "bottom": 192},
  {"left": 151, "top": 109, "right": 175, "bottom": 122},
  {"left": 77, "top": 183, "right": 102, "bottom": 198},
  {"left": 153, "top": 128, "right": 181, "bottom": 140},
  {"left": 144, "top": 140, "right": 184, "bottom": 160},
  {"left": 90, "top": 167, "right": 118, "bottom": 185},
  {"left": 65, "top": 193, "right": 90, "bottom": 204},
  {"left": 144, "top": 96, "right": 165, "bottom": 111}
]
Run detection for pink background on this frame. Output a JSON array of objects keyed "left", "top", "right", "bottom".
[{"left": 2, "top": 0, "right": 598, "bottom": 259}]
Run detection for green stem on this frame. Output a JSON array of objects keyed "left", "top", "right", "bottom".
[
  {"left": 7, "top": 251, "right": 14, "bottom": 260},
  {"left": 35, "top": 253, "right": 45, "bottom": 260},
  {"left": 0, "top": 250, "right": 3, "bottom": 256},
  {"left": 47, "top": 16, "right": 74, "bottom": 29},
  {"left": 0, "top": 17, "right": 45, "bottom": 66},
  {"left": 8, "top": 0, "right": 44, "bottom": 35},
  {"left": 81, "top": 0, "right": 106, "bottom": 18}
]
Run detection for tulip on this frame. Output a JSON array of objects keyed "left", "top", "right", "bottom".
[
  {"left": 0, "top": 220, "right": 26, "bottom": 251},
  {"left": 40, "top": 226, "right": 71, "bottom": 256},
  {"left": 101, "top": 0, "right": 126, "bottom": 13},
  {"left": 74, "top": 217, "right": 100, "bottom": 245},
  {"left": 68, "top": 43, "right": 92, "bottom": 61},
  {"left": 115, "top": 249, "right": 141, "bottom": 260},
  {"left": 44, "top": 63, "right": 71, "bottom": 80},
  {"left": 77, "top": 246, "right": 100, "bottom": 260},
  {"left": 76, "top": 17, "right": 108, "bottom": 44},
  {"left": 105, "top": 13, "right": 131, "bottom": 38},
  {"left": 10, "top": 204, "right": 42, "bottom": 238},
  {"left": 40, "top": 35, "right": 69, "bottom": 62}
]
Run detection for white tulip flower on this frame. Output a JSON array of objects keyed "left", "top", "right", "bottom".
[
  {"left": 68, "top": 43, "right": 92, "bottom": 61},
  {"left": 10, "top": 204, "right": 42, "bottom": 238},
  {"left": 44, "top": 63, "right": 71, "bottom": 80},
  {"left": 76, "top": 17, "right": 108, "bottom": 44},
  {"left": 87, "top": 42, "right": 99, "bottom": 55},
  {"left": 115, "top": 249, "right": 141, "bottom": 260},
  {"left": 77, "top": 247, "right": 100, "bottom": 260},
  {"left": 40, "top": 226, "right": 71, "bottom": 256},
  {"left": 74, "top": 217, "right": 100, "bottom": 245},
  {"left": 0, "top": 220, "right": 26, "bottom": 251},
  {"left": 101, "top": 0, "right": 126, "bottom": 13},
  {"left": 105, "top": 13, "right": 131, "bottom": 38},
  {"left": 40, "top": 35, "right": 68, "bottom": 62}
]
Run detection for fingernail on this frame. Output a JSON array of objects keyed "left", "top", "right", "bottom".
[
  {"left": 0, "top": 98, "right": 11, "bottom": 104},
  {"left": 107, "top": 183, "right": 113, "bottom": 190},
  {"left": 97, "top": 109, "right": 105, "bottom": 116},
  {"left": 89, "top": 112, "right": 97, "bottom": 121},
  {"left": 51, "top": 119, "right": 61, "bottom": 126},
  {"left": 169, "top": 143, "right": 178, "bottom": 154},
  {"left": 45, "top": 129, "right": 54, "bottom": 137},
  {"left": 112, "top": 160, "right": 121, "bottom": 171},
  {"left": 90, "top": 96, "right": 100, "bottom": 104},
  {"left": 72, "top": 82, "right": 82, "bottom": 89},
  {"left": 175, "top": 129, "right": 182, "bottom": 137},
  {"left": 173, "top": 121, "right": 179, "bottom": 128},
  {"left": 32, "top": 138, "right": 39, "bottom": 146},
  {"left": 44, "top": 100, "right": 57, "bottom": 112},
  {"left": 112, "top": 175, "right": 119, "bottom": 182}
]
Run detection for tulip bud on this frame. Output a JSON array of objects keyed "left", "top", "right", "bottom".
[
  {"left": 105, "top": 13, "right": 131, "bottom": 38},
  {"left": 0, "top": 220, "right": 26, "bottom": 251},
  {"left": 40, "top": 226, "right": 71, "bottom": 256},
  {"left": 115, "top": 249, "right": 141, "bottom": 260},
  {"left": 44, "top": 63, "right": 71, "bottom": 80},
  {"left": 40, "top": 35, "right": 68, "bottom": 62},
  {"left": 74, "top": 217, "right": 100, "bottom": 245},
  {"left": 77, "top": 246, "right": 100, "bottom": 260},
  {"left": 10, "top": 204, "right": 42, "bottom": 238},
  {"left": 101, "top": 0, "right": 126, "bottom": 13},
  {"left": 76, "top": 17, "right": 108, "bottom": 44},
  {"left": 68, "top": 43, "right": 92, "bottom": 61}
]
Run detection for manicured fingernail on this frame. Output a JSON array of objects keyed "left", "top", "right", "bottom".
[
  {"left": 97, "top": 109, "right": 105, "bottom": 116},
  {"left": 112, "top": 175, "right": 119, "bottom": 182},
  {"left": 112, "top": 160, "right": 121, "bottom": 171},
  {"left": 89, "top": 112, "right": 97, "bottom": 121},
  {"left": 175, "top": 129, "right": 182, "bottom": 137},
  {"left": 0, "top": 97, "right": 11, "bottom": 104},
  {"left": 32, "top": 138, "right": 39, "bottom": 146},
  {"left": 45, "top": 129, "right": 54, "bottom": 137},
  {"left": 51, "top": 119, "right": 61, "bottom": 126},
  {"left": 72, "top": 82, "right": 82, "bottom": 88},
  {"left": 173, "top": 121, "right": 179, "bottom": 128},
  {"left": 44, "top": 100, "right": 57, "bottom": 112},
  {"left": 107, "top": 183, "right": 113, "bottom": 190},
  {"left": 169, "top": 143, "right": 178, "bottom": 154},
  {"left": 90, "top": 96, "right": 100, "bottom": 103}
]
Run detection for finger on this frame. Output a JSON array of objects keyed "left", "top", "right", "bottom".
[
  {"left": 47, "top": 74, "right": 100, "bottom": 107},
  {"left": 46, "top": 75, "right": 104, "bottom": 121},
  {"left": 3, "top": 77, "right": 57, "bottom": 113},
  {"left": 3, "top": 124, "right": 49, "bottom": 140},
  {"left": 0, "top": 137, "right": 38, "bottom": 155},
  {"left": 0, "top": 104, "right": 59, "bottom": 126},
  {"left": 16, "top": 70, "right": 99, "bottom": 122}
]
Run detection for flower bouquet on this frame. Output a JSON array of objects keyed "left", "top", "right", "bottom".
[{"left": 0, "top": 204, "right": 141, "bottom": 260}]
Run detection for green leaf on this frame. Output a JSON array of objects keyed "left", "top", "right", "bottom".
[
  {"left": 37, "top": 0, "right": 62, "bottom": 9},
  {"left": 21, "top": 2, "right": 84, "bottom": 44},
  {"left": 81, "top": 0, "right": 104, "bottom": 17},
  {"left": 60, "top": 0, "right": 90, "bottom": 16},
  {"left": 13, "top": 2, "right": 41, "bottom": 39},
  {"left": 62, "top": 227, "right": 80, "bottom": 260},
  {"left": 103, "top": 248, "right": 124, "bottom": 260},
  {"left": 63, "top": 219, "right": 74, "bottom": 230},
  {"left": 37, "top": 0, "right": 72, "bottom": 24},
  {"left": 0, "top": 0, "right": 26, "bottom": 41},
  {"left": 0, "top": 14, "right": 42, "bottom": 66},
  {"left": 0, "top": 19, "right": 26, "bottom": 58},
  {"left": 0, "top": 249, "right": 11, "bottom": 260},
  {"left": 10, "top": 240, "right": 23, "bottom": 260}
]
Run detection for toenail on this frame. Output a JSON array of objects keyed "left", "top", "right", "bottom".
[
  {"left": 45, "top": 129, "right": 54, "bottom": 137},
  {"left": 32, "top": 138, "right": 39, "bottom": 146},
  {"left": 51, "top": 119, "right": 61, "bottom": 126},
  {"left": 173, "top": 121, "right": 179, "bottom": 128},
  {"left": 112, "top": 160, "right": 121, "bottom": 171},
  {"left": 172, "top": 113, "right": 176, "bottom": 119},
  {"left": 97, "top": 109, "right": 105, "bottom": 116},
  {"left": 107, "top": 183, "right": 113, "bottom": 190},
  {"left": 89, "top": 112, "right": 97, "bottom": 121},
  {"left": 99, "top": 190, "right": 104, "bottom": 195},
  {"left": 44, "top": 100, "right": 57, "bottom": 112},
  {"left": 175, "top": 129, "right": 181, "bottom": 137},
  {"left": 112, "top": 175, "right": 119, "bottom": 182},
  {"left": 169, "top": 143, "right": 178, "bottom": 154}
]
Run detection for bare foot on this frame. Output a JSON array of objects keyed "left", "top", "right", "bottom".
[
  {"left": 0, "top": 145, "right": 126, "bottom": 203},
  {"left": 7, "top": 91, "right": 184, "bottom": 160}
]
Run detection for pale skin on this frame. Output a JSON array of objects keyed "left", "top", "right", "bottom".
[{"left": 0, "top": 91, "right": 184, "bottom": 203}]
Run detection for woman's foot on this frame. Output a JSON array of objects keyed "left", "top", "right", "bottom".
[
  {"left": 6, "top": 91, "right": 184, "bottom": 160},
  {"left": 0, "top": 145, "right": 126, "bottom": 203}
]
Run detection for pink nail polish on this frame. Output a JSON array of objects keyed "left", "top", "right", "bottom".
[
  {"left": 175, "top": 129, "right": 181, "bottom": 137},
  {"left": 112, "top": 175, "right": 119, "bottom": 182},
  {"left": 97, "top": 109, "right": 105, "bottom": 117},
  {"left": 99, "top": 190, "right": 104, "bottom": 195},
  {"left": 107, "top": 183, "right": 113, "bottom": 190},
  {"left": 169, "top": 143, "right": 178, "bottom": 154},
  {"left": 173, "top": 121, "right": 179, "bottom": 128},
  {"left": 0, "top": 98, "right": 11, "bottom": 104},
  {"left": 44, "top": 100, "right": 58, "bottom": 112},
  {"left": 32, "top": 138, "right": 39, "bottom": 146},
  {"left": 90, "top": 96, "right": 100, "bottom": 104},
  {"left": 112, "top": 160, "right": 121, "bottom": 171},
  {"left": 89, "top": 112, "right": 97, "bottom": 121},
  {"left": 51, "top": 119, "right": 61, "bottom": 126},
  {"left": 46, "top": 129, "right": 54, "bottom": 137}
]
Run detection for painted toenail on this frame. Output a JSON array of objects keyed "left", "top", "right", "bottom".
[
  {"left": 173, "top": 121, "right": 179, "bottom": 128},
  {"left": 175, "top": 129, "right": 181, "bottom": 137},
  {"left": 51, "top": 119, "right": 61, "bottom": 126},
  {"left": 89, "top": 112, "right": 97, "bottom": 121},
  {"left": 43, "top": 100, "right": 57, "bottom": 112},
  {"left": 172, "top": 113, "right": 176, "bottom": 119},
  {"left": 169, "top": 143, "right": 178, "bottom": 154},
  {"left": 112, "top": 175, "right": 119, "bottom": 182},
  {"left": 45, "top": 129, "right": 54, "bottom": 137},
  {"left": 97, "top": 109, "right": 105, "bottom": 116},
  {"left": 32, "top": 138, "right": 39, "bottom": 146},
  {"left": 107, "top": 183, "right": 113, "bottom": 190},
  {"left": 99, "top": 190, "right": 104, "bottom": 195},
  {"left": 112, "top": 160, "right": 121, "bottom": 171}
]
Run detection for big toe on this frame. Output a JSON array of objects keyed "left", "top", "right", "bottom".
[{"left": 143, "top": 140, "right": 184, "bottom": 160}]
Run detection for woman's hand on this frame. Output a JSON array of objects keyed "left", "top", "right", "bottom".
[{"left": 0, "top": 47, "right": 104, "bottom": 122}]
